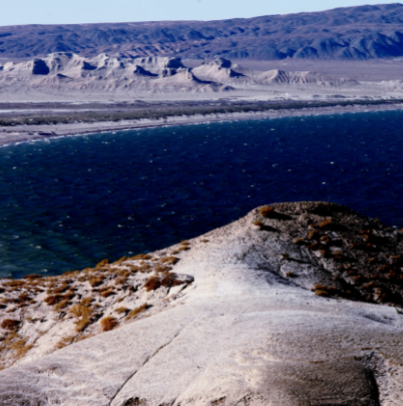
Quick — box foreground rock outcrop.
[1,202,403,405]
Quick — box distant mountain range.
[1,3,403,60]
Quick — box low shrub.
[160,257,180,265]
[70,304,92,319]
[54,300,70,311]
[161,273,186,288]
[49,283,70,294]
[259,206,292,220]
[22,274,42,280]
[10,337,33,360]
[44,295,64,306]
[80,296,94,307]
[115,307,130,315]
[131,254,152,261]
[144,276,161,291]
[96,259,109,268]
[3,280,25,289]
[127,303,151,319]
[1,319,20,331]
[89,275,106,288]
[99,287,116,298]
[114,256,128,264]
[253,221,278,232]
[101,316,119,332]
[55,336,75,350]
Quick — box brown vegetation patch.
[131,254,152,261]
[54,300,70,311]
[114,256,128,265]
[45,291,75,307]
[144,275,161,291]
[160,257,180,265]
[96,259,109,268]
[144,272,187,292]
[115,307,130,315]
[44,295,63,306]
[80,296,94,307]
[100,316,119,332]
[259,206,292,220]
[9,337,33,360]
[99,287,116,298]
[2,280,25,289]
[70,304,95,333]
[48,283,70,294]
[1,319,20,331]
[127,303,151,319]
[55,335,75,350]
[89,274,106,288]
[22,274,42,280]
[253,221,278,232]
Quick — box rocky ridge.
[0,202,403,404]
[0,4,403,60]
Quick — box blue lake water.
[1,110,403,278]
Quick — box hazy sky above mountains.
[1,0,400,26]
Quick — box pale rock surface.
[1,202,403,405]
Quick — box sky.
[0,0,400,26]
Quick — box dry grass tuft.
[3,280,25,290]
[160,257,180,265]
[131,254,152,261]
[115,307,130,315]
[70,304,94,333]
[62,270,79,276]
[10,337,33,360]
[313,284,340,297]
[100,316,119,332]
[144,272,186,292]
[48,283,70,295]
[253,221,278,232]
[99,287,116,298]
[144,275,161,291]
[54,300,71,311]
[80,296,94,307]
[259,206,292,220]
[259,206,274,217]
[45,291,75,307]
[96,259,109,268]
[89,274,106,288]
[22,274,42,280]
[70,304,92,319]
[75,318,91,333]
[127,303,151,319]
[114,270,130,286]
[55,335,75,350]
[114,256,128,264]
[1,319,20,331]
[75,334,94,342]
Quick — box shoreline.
[0,101,403,147]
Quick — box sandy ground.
[0,59,402,146]
[0,100,402,148]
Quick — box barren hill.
[0,54,361,100]
[1,4,403,60]
[1,202,403,405]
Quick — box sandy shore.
[0,101,402,147]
